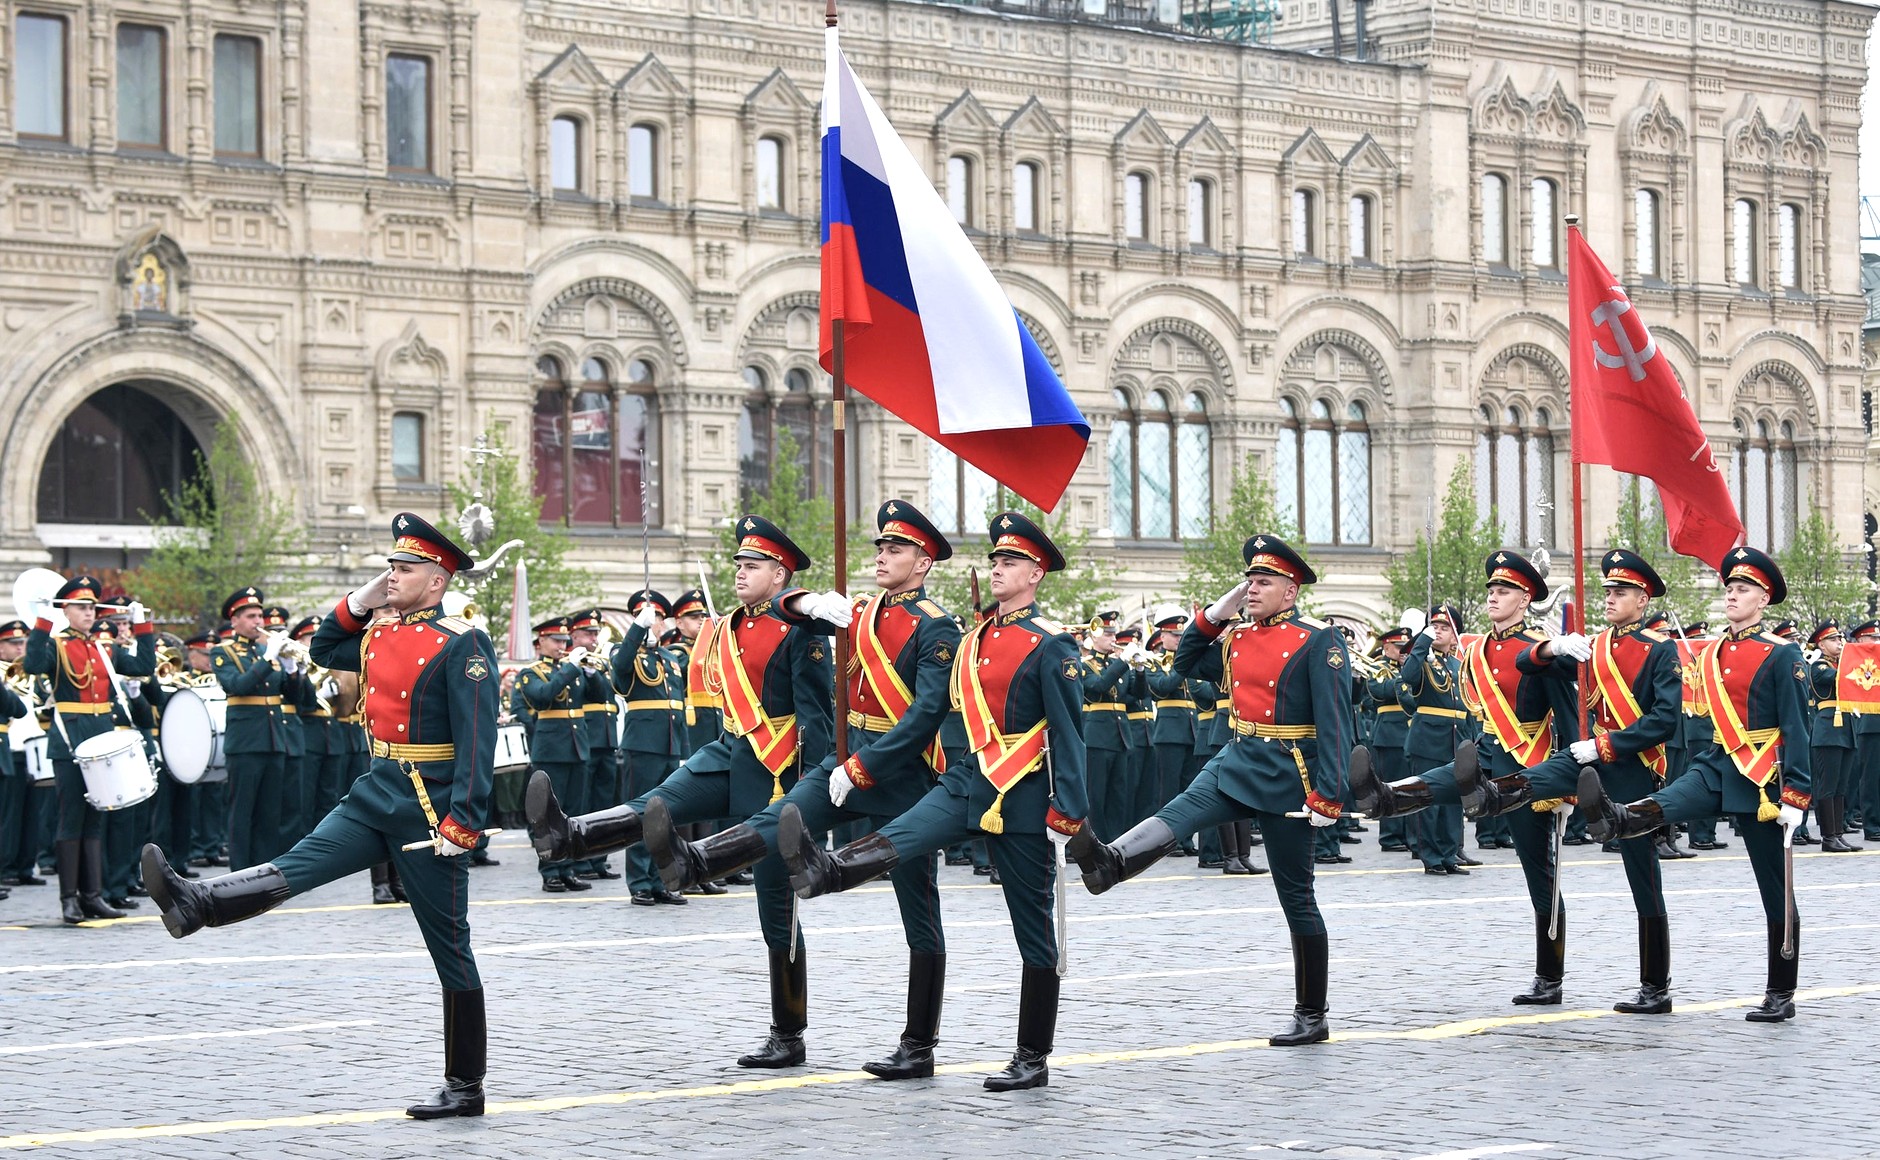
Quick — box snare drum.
[22,735,50,783]
[160,686,228,785]
[493,724,531,773]
[74,728,157,811]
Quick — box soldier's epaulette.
[1031,617,1065,635]
[1639,627,1668,642]
[434,616,471,635]
[1295,615,1329,630]
[917,599,944,618]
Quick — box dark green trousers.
[632,765,797,948]
[622,749,679,893]
[1156,763,1323,936]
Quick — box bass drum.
[160,686,229,784]
[74,728,157,811]
[9,710,50,780]
[493,724,531,773]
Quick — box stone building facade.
[0,0,1870,623]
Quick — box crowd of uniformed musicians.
[1,498,1860,1117]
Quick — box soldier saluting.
[1068,534,1352,1047]
[143,513,500,1119]
[780,510,1086,1092]
[647,500,962,1079]
[1580,546,1813,1023]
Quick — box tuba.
[12,567,69,634]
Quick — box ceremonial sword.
[404,827,504,853]
[1548,806,1568,941]
[1043,733,1068,978]
[1781,770,1797,959]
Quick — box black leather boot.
[142,844,291,938]
[1269,932,1331,1046]
[647,797,767,893]
[370,863,397,905]
[864,952,945,1080]
[408,987,486,1118]
[984,965,1057,1091]
[1745,921,1798,1023]
[78,839,124,919]
[780,804,899,898]
[525,769,641,863]
[1614,915,1672,1014]
[57,838,84,925]
[1459,750,1532,819]
[1578,767,1665,842]
[738,947,808,1067]
[1820,799,1858,853]
[1066,817,1177,895]
[1512,911,1565,1005]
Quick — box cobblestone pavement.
[3,830,1877,1158]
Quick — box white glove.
[279,655,301,675]
[28,598,51,624]
[1307,809,1339,828]
[1552,632,1592,662]
[1569,738,1599,765]
[128,601,147,625]
[1129,644,1155,667]
[564,646,589,668]
[1777,804,1806,838]
[121,680,144,700]
[347,570,393,618]
[320,677,340,700]
[263,634,286,662]
[634,605,659,629]
[828,766,856,807]
[434,832,473,857]
[1046,826,1072,848]
[801,591,853,628]
[1204,580,1250,624]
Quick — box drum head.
[8,712,45,750]
[74,729,142,760]
[160,689,216,784]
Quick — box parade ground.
[3,835,1876,1158]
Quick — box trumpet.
[4,657,34,696]
[266,631,311,666]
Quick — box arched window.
[756,135,785,211]
[928,444,999,534]
[1475,404,1556,545]
[1732,198,1758,285]
[1124,171,1150,241]
[1734,418,1798,549]
[1481,173,1509,265]
[1778,203,1802,289]
[1188,178,1212,248]
[1531,178,1558,269]
[1634,188,1660,279]
[738,367,772,503]
[1291,189,1317,257]
[1108,387,1209,541]
[550,115,582,192]
[738,365,826,502]
[1348,194,1374,262]
[947,155,974,227]
[533,354,659,527]
[1012,161,1039,233]
[1275,395,1369,546]
[36,382,209,526]
[628,123,658,200]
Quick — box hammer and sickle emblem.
[1590,286,1659,383]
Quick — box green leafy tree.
[128,422,310,631]
[1777,507,1869,637]
[445,424,594,651]
[1602,476,1710,629]
[1383,458,1503,630]
[1178,453,1305,609]
[923,488,1119,624]
[711,425,859,597]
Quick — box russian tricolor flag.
[819,29,1089,512]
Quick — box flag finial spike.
[1564,213,1581,228]
[826,0,838,27]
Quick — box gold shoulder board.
[435,617,470,634]
[1640,628,1667,642]
[917,599,944,617]
[1296,615,1328,630]
[1032,617,1065,635]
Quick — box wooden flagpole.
[1565,214,1589,734]
[827,0,851,765]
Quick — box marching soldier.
[1581,546,1812,1022]
[570,608,624,882]
[214,588,294,868]
[516,616,592,893]
[145,513,499,1115]
[780,510,1084,1091]
[527,514,835,1068]
[1805,622,1860,852]
[1355,552,1581,1001]
[612,592,688,905]
[1678,622,1731,851]
[0,621,33,897]
[1070,535,1353,1046]
[1389,607,1471,875]
[1493,550,1682,1013]
[1849,620,1880,843]
[24,576,157,924]
[1146,610,1200,826]
[286,615,328,850]
[1366,627,1413,852]
[667,589,720,757]
[262,606,310,852]
[1115,625,1155,828]
[180,632,228,870]
[1080,610,1140,841]
[650,501,962,1078]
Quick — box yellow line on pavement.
[3,982,1875,1150]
